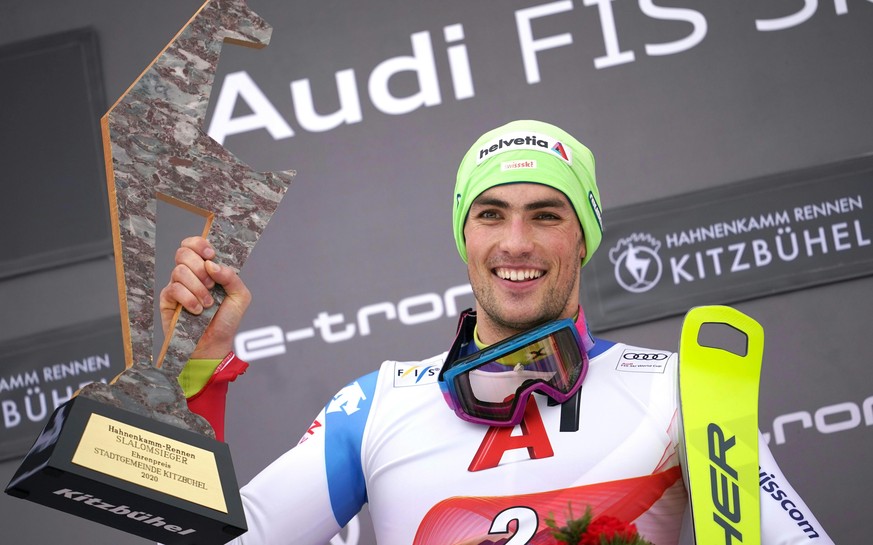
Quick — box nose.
[498,217,535,256]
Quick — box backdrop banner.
[0,317,125,461]
[582,156,873,331]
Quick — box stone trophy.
[4,1,294,543]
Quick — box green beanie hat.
[453,120,603,267]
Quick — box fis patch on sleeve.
[393,362,440,387]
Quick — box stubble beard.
[471,263,581,338]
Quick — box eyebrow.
[471,196,570,211]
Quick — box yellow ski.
[679,306,763,545]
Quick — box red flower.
[545,505,654,545]
[580,516,639,545]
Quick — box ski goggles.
[439,318,589,426]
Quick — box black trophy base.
[5,396,247,544]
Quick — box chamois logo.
[609,233,663,293]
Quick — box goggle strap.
[439,308,478,382]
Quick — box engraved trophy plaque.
[4,1,294,543]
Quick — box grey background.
[2,1,871,543]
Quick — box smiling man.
[161,120,833,545]
[463,183,585,342]
[454,121,599,345]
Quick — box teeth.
[496,268,542,281]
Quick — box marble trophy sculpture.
[5,1,294,543]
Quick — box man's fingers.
[206,261,239,292]
[180,236,215,260]
[175,245,216,290]
[205,261,251,310]
[171,260,213,304]
[160,281,205,316]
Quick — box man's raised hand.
[159,236,251,359]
